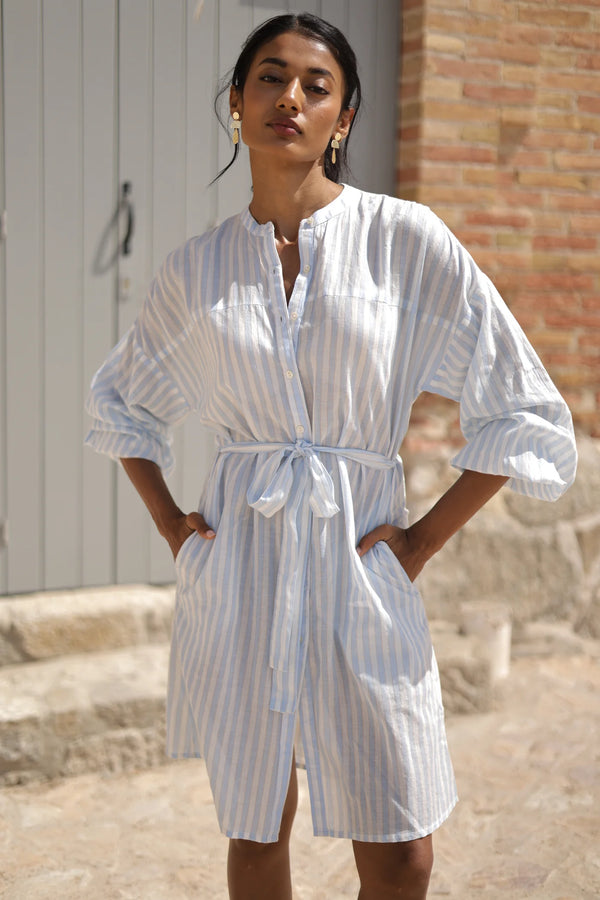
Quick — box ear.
[337,107,356,140]
[229,85,242,117]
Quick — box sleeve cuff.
[84,427,175,477]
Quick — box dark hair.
[212,13,361,183]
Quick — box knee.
[354,838,434,897]
[229,837,283,871]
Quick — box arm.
[357,469,508,581]
[120,457,215,560]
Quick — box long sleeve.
[417,211,577,501]
[85,247,196,476]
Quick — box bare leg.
[353,834,433,900]
[227,755,298,900]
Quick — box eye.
[259,74,281,83]
[308,85,329,95]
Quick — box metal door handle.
[121,182,134,256]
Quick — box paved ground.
[0,649,598,899]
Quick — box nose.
[277,77,302,112]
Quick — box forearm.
[408,469,509,563]
[120,457,183,538]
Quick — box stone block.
[0,644,169,785]
[431,622,495,714]
[419,509,585,626]
[0,585,175,665]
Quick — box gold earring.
[231,111,241,145]
[331,132,342,164]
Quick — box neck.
[248,156,342,242]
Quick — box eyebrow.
[257,56,336,80]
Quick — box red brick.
[428,57,501,81]
[582,296,600,310]
[555,152,600,172]
[519,171,587,191]
[423,100,499,122]
[508,150,552,168]
[472,249,530,270]
[524,274,595,291]
[532,236,597,252]
[556,31,600,51]
[421,145,496,163]
[578,95,600,115]
[420,162,461,183]
[463,83,536,104]
[464,209,531,228]
[453,229,494,247]
[498,189,545,208]
[517,8,591,29]
[580,334,600,348]
[469,40,540,65]
[548,194,600,212]
[398,167,420,185]
[523,132,591,152]
[545,312,600,329]
[399,125,420,143]
[417,184,497,205]
[577,53,600,71]
[542,71,600,93]
[570,215,600,234]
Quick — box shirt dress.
[85,185,577,843]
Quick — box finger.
[185,511,216,539]
[356,524,394,557]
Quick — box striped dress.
[85,185,577,843]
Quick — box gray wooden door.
[0,0,399,594]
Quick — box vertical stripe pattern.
[85,185,577,842]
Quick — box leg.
[352,834,434,900]
[227,755,298,900]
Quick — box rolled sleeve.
[85,247,195,476]
[421,231,577,501]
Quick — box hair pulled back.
[213,13,361,183]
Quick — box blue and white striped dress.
[86,185,577,843]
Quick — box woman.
[86,13,577,899]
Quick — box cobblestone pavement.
[0,651,598,899]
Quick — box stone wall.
[402,432,600,637]
[397,0,600,437]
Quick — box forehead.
[250,30,342,80]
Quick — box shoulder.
[348,186,456,248]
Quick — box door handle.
[121,181,134,256]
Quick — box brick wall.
[398,0,600,445]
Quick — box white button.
[290,311,298,320]
[306,217,314,226]
[303,264,311,274]
[286,370,294,379]
[295,425,305,436]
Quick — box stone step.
[0,585,175,666]
[0,643,170,786]
[0,618,501,786]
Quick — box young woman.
[86,13,577,899]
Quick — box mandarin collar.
[240,183,357,236]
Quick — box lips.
[269,117,301,136]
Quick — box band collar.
[240,183,356,236]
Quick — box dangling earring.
[331,132,342,164]
[231,111,241,145]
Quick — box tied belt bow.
[218,439,399,714]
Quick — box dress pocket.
[362,539,416,594]
[174,530,217,595]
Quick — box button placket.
[264,230,311,441]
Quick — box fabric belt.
[217,438,399,715]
